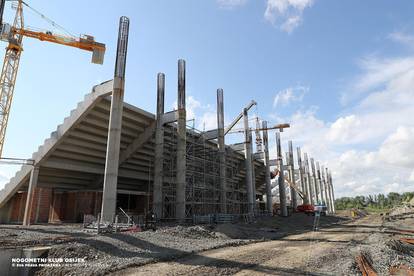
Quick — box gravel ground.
[0,214,346,276]
[310,206,414,275]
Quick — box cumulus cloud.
[217,0,247,9]
[268,34,414,197]
[173,96,218,131]
[264,0,314,32]
[273,85,308,107]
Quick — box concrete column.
[304,153,313,205]
[217,88,227,213]
[250,131,256,213]
[296,147,306,204]
[276,132,287,217]
[288,141,297,210]
[322,166,329,209]
[243,108,254,214]
[329,171,336,213]
[101,17,130,223]
[262,121,273,214]
[310,158,319,205]
[325,168,332,213]
[316,162,324,205]
[153,73,165,219]
[23,166,39,226]
[176,59,187,221]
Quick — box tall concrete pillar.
[323,168,332,213]
[288,141,297,210]
[243,108,254,214]
[276,132,288,217]
[262,121,273,214]
[316,162,324,205]
[23,166,39,226]
[321,166,329,209]
[250,131,257,212]
[153,73,165,219]
[296,147,306,204]
[304,153,313,205]
[310,158,319,205]
[176,59,187,221]
[329,171,336,213]
[217,88,227,213]
[325,168,332,213]
[101,16,130,223]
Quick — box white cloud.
[267,35,414,197]
[217,0,247,9]
[388,31,414,49]
[378,126,414,168]
[264,0,314,33]
[273,85,308,107]
[172,96,218,131]
[342,56,414,105]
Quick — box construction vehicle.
[270,168,329,215]
[0,0,105,157]
[271,168,308,203]
[297,204,327,216]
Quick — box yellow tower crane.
[0,0,105,157]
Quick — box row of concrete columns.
[20,15,334,224]
[275,138,336,214]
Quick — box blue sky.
[1,0,414,198]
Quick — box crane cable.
[20,0,76,38]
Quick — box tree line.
[335,192,414,210]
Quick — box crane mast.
[0,0,23,157]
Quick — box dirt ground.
[1,208,413,276]
[114,211,414,276]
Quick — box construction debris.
[355,252,377,276]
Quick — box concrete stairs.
[0,80,114,208]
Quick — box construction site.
[0,1,413,276]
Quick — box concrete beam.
[23,167,39,226]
